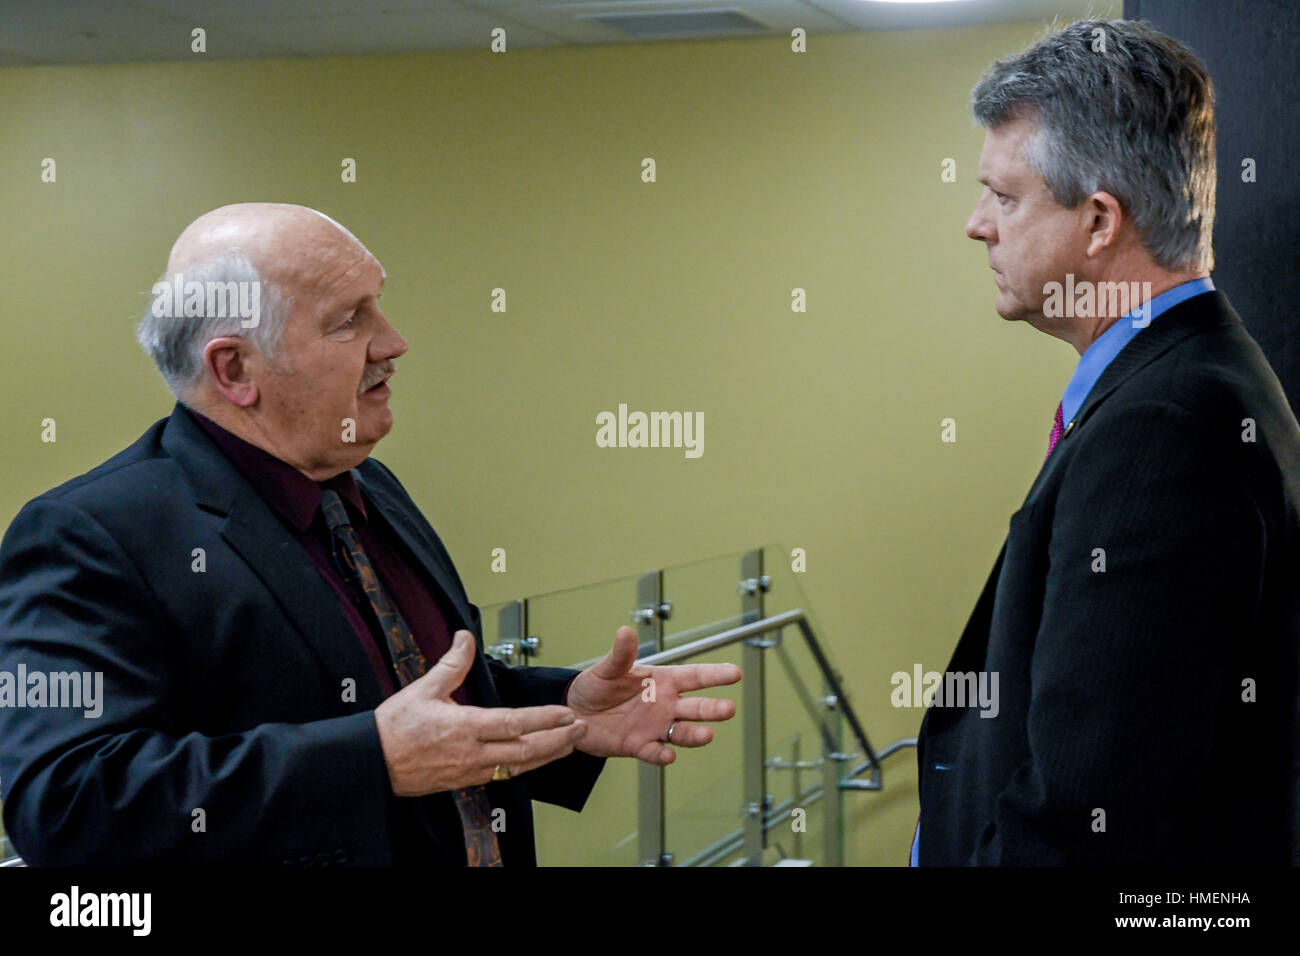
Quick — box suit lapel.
[1022,290,1235,503]
[1058,292,1231,448]
[353,473,476,631]
[162,405,387,711]
[353,465,500,706]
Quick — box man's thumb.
[424,630,477,697]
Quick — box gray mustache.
[359,361,395,393]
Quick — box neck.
[1044,267,1208,356]
[186,399,359,481]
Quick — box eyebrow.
[978,176,1016,195]
[323,291,377,326]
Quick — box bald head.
[167,202,384,295]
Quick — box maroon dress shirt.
[184,406,469,703]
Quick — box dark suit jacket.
[0,403,604,865]
[917,290,1300,865]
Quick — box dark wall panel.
[1127,0,1300,410]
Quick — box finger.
[673,696,737,722]
[471,704,576,742]
[478,720,589,775]
[666,662,742,693]
[423,630,478,699]
[664,723,715,748]
[589,625,639,681]
[635,740,677,767]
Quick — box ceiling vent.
[584,9,770,38]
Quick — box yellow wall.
[0,7,1114,865]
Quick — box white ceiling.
[0,0,1106,66]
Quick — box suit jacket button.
[335,848,349,864]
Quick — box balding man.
[0,203,740,866]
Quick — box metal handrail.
[635,609,804,665]
[842,736,917,789]
[565,612,747,671]
[618,607,907,793]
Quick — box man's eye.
[341,314,357,329]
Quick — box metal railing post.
[635,569,669,866]
[740,549,767,866]
[822,680,845,866]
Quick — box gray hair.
[136,253,292,401]
[971,18,1215,273]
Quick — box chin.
[363,410,394,444]
[993,298,1020,321]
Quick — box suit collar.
[182,405,368,532]
[160,403,493,708]
[1054,290,1236,452]
[1020,292,1236,507]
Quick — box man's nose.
[371,311,408,360]
[966,196,994,243]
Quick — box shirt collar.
[1060,277,1215,427]
[183,406,368,532]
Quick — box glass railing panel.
[475,546,863,866]
[479,572,637,671]
[660,550,747,647]
[763,646,841,865]
[483,574,642,865]
[661,642,746,866]
[656,551,748,865]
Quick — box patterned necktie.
[1044,401,1065,461]
[319,488,503,867]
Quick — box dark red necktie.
[320,488,503,866]
[1044,402,1065,461]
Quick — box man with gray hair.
[0,202,742,865]
[914,19,1300,865]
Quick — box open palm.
[566,626,742,765]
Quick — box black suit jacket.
[0,403,604,865]
[917,290,1300,865]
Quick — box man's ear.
[1083,190,1124,259]
[203,336,259,408]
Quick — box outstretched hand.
[565,626,742,766]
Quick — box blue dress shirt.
[1058,277,1215,429]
